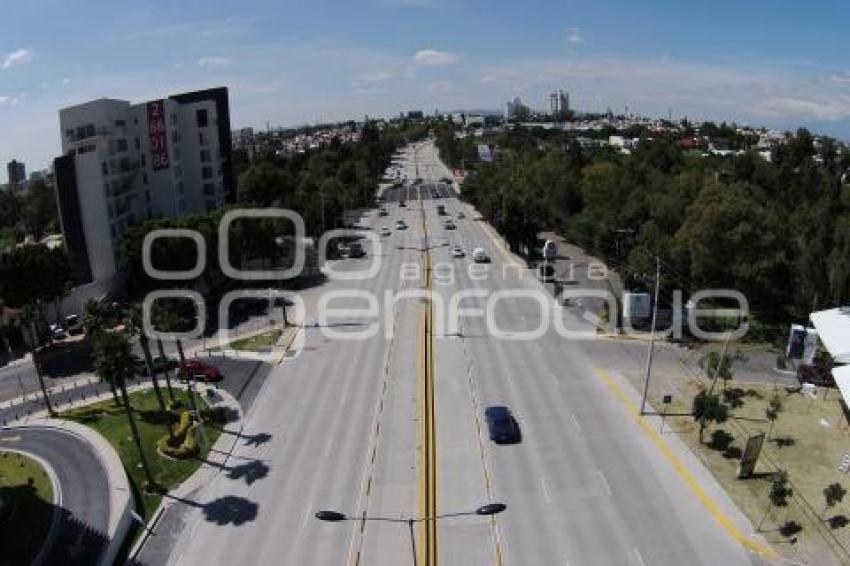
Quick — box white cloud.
[412,48,459,66]
[198,56,232,67]
[830,73,850,84]
[758,96,850,121]
[1,49,32,69]
[566,28,584,45]
[0,96,20,106]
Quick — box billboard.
[147,100,170,171]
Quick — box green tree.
[759,470,793,531]
[692,389,728,444]
[765,392,783,440]
[93,331,156,489]
[822,482,846,519]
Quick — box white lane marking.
[597,468,613,496]
[631,548,646,566]
[548,371,559,388]
[540,477,552,502]
[324,437,333,459]
[570,412,582,435]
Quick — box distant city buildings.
[53,87,233,286]
[548,89,570,117]
[504,97,528,120]
[6,160,26,193]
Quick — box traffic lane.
[170,217,412,566]
[441,201,755,565]
[3,427,111,566]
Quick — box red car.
[178,360,222,382]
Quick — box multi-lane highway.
[157,141,770,565]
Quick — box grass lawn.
[0,451,54,566]
[659,380,850,564]
[210,329,282,352]
[61,388,222,522]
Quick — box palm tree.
[83,299,121,407]
[124,306,178,444]
[93,330,156,489]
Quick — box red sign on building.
[147,100,170,171]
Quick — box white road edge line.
[631,547,646,566]
[570,412,582,435]
[597,468,613,497]
[540,477,552,502]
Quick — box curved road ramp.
[0,422,134,565]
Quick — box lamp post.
[315,502,506,566]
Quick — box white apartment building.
[54,87,233,286]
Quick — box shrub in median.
[156,410,200,459]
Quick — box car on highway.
[378,206,388,216]
[437,204,446,215]
[484,406,521,444]
[398,200,407,207]
[472,247,490,263]
[456,211,465,219]
[178,359,223,382]
[444,219,456,230]
[451,246,465,258]
[379,226,391,237]
[347,241,365,258]
[396,219,407,230]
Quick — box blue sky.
[2,0,850,181]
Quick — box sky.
[2,0,850,182]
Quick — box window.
[143,172,148,185]
[171,113,178,126]
[107,203,114,218]
[172,131,181,144]
[145,191,151,202]
[141,154,146,167]
[101,162,108,176]
[117,139,128,153]
[176,181,184,196]
[174,147,181,160]
[115,120,126,128]
[203,183,215,195]
[200,149,211,163]
[199,131,208,146]
[104,183,110,197]
[133,118,138,125]
[134,137,140,150]
[196,108,209,128]
[202,166,213,180]
[65,128,74,141]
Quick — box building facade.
[53,87,233,286]
[549,89,569,117]
[6,160,26,192]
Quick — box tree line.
[436,122,850,330]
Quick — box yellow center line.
[593,367,778,560]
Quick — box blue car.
[484,406,521,444]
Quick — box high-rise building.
[549,89,570,117]
[53,87,233,286]
[7,160,26,192]
[505,97,523,119]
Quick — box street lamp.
[315,502,506,566]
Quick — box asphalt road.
[0,427,111,566]
[152,141,765,566]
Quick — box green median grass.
[209,329,283,352]
[61,389,222,522]
[0,450,54,566]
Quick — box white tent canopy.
[833,365,850,405]
[810,308,850,364]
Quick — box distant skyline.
[2,0,850,182]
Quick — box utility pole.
[639,256,661,415]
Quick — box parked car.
[396,219,408,230]
[484,406,521,444]
[347,241,365,258]
[472,247,490,263]
[134,355,179,377]
[451,246,465,258]
[65,314,84,335]
[49,323,66,341]
[378,206,389,216]
[380,226,391,237]
[398,200,407,208]
[178,360,222,382]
